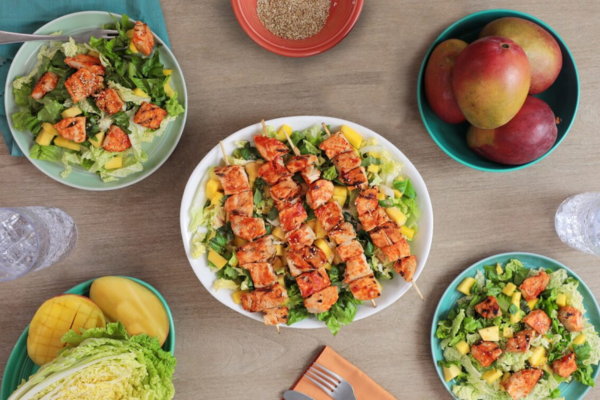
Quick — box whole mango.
[467,96,557,165]
[453,36,530,129]
[424,39,468,124]
[480,17,562,94]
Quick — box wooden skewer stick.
[219,141,229,165]
[282,130,301,157]
[321,122,331,137]
[371,299,377,307]
[261,119,269,136]
[412,280,425,301]
[276,325,280,333]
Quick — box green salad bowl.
[430,252,600,399]
[0,276,175,400]
[417,9,579,172]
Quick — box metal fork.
[0,29,119,45]
[304,362,357,400]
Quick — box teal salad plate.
[431,253,600,399]
[4,11,187,190]
[0,276,175,400]
[417,9,579,172]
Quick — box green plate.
[4,11,187,190]
[417,9,579,172]
[431,252,600,399]
[0,276,175,400]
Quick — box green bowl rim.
[417,9,580,173]
[429,252,600,399]
[0,276,175,400]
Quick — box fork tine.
[309,365,339,386]
[313,362,344,381]
[306,370,335,391]
[305,373,334,395]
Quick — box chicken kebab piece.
[255,123,339,314]
[215,143,288,328]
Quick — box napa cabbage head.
[9,322,175,400]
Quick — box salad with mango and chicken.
[437,259,600,400]
[11,14,185,182]
[188,123,421,335]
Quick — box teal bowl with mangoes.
[417,9,579,172]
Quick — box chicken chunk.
[304,286,339,314]
[314,201,344,232]
[369,226,393,248]
[133,21,155,56]
[523,309,551,335]
[278,201,308,232]
[327,222,356,245]
[242,262,277,288]
[64,68,103,103]
[358,206,390,232]
[285,224,316,250]
[344,254,372,283]
[355,188,379,216]
[94,88,124,115]
[341,167,369,190]
[474,296,503,319]
[378,237,410,264]
[506,329,535,353]
[394,255,417,282]
[336,240,364,262]
[214,165,251,195]
[519,271,550,301]
[286,154,320,184]
[552,353,578,378]
[348,274,381,300]
[558,306,584,332]
[302,245,329,269]
[224,190,253,217]
[319,133,353,159]
[236,235,276,265]
[287,250,315,277]
[53,117,86,143]
[501,369,543,400]
[333,151,362,175]
[269,177,301,203]
[296,268,331,298]
[306,179,334,209]
[254,135,289,161]
[102,125,131,152]
[471,341,503,367]
[258,158,291,185]
[31,72,59,100]
[263,307,288,326]
[230,215,266,242]
[65,54,105,75]
[241,283,287,312]
[377,222,404,244]
[133,102,167,130]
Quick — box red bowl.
[231,0,364,58]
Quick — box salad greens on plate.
[187,123,421,335]
[11,14,185,182]
[436,259,600,400]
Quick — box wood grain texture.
[1,1,600,399]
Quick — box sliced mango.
[244,162,260,187]
[129,41,139,54]
[503,327,514,338]
[456,340,470,355]
[457,277,476,296]
[527,298,539,310]
[443,364,462,382]
[208,249,228,269]
[54,136,80,151]
[105,156,122,170]
[315,239,334,262]
[35,130,56,146]
[61,106,82,119]
[211,191,224,206]
[314,220,327,239]
[340,124,364,149]
[482,369,503,384]
[163,69,173,76]
[496,263,503,275]
[401,226,415,240]
[479,326,499,341]
[503,282,517,296]
[332,186,347,208]
[232,290,247,304]
[133,87,149,98]
[164,79,175,98]
[89,132,105,149]
[276,244,284,256]
[386,207,407,226]
[277,124,293,141]
[272,226,285,241]
[367,164,379,173]
[529,346,546,367]
[206,178,222,200]
[556,293,567,307]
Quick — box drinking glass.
[555,193,600,256]
[0,207,77,281]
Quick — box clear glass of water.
[555,193,600,256]
[0,207,77,281]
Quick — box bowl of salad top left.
[5,11,187,190]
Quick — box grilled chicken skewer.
[257,121,339,314]
[216,141,288,332]
[320,123,424,301]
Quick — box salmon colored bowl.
[231,0,364,57]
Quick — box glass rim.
[0,207,41,281]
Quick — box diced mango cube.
[163,69,173,76]
[315,239,333,262]
[367,164,379,173]
[306,219,317,231]
[272,226,285,240]
[377,190,386,200]
[35,130,56,146]
[277,124,293,142]
[443,364,462,382]
[340,124,364,149]
[556,293,567,307]
[457,277,476,296]
[276,245,283,256]
[104,156,123,170]
[528,346,546,367]
[496,263,503,275]
[133,87,149,98]
[479,326,499,341]
[54,136,80,151]
[401,226,415,240]
[232,290,246,304]
[511,292,522,306]
[208,249,228,269]
[314,220,327,239]
[61,106,82,119]
[211,191,224,206]
[332,186,347,208]
[206,178,222,200]
[503,283,517,296]
[164,80,175,98]
[527,298,539,310]
[89,132,105,149]
[456,340,470,355]
[386,207,407,226]
[503,327,514,338]
[244,162,260,187]
[482,369,503,384]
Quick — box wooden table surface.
[2,1,600,399]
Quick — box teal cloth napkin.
[0,0,170,156]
